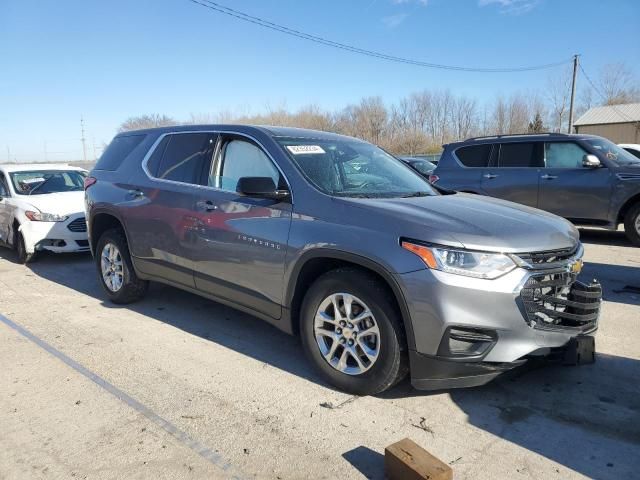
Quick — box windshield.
[584,138,640,166]
[10,170,86,195]
[276,137,437,198]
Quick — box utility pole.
[568,54,579,134]
[44,140,48,162]
[6,146,10,163]
[80,116,88,162]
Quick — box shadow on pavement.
[15,250,640,480]
[579,228,633,247]
[342,446,385,480]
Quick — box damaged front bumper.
[19,214,89,254]
[398,245,603,390]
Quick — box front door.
[537,141,612,223]
[480,142,543,208]
[189,135,292,319]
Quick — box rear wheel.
[96,228,148,303]
[624,203,640,246]
[14,229,35,264]
[300,268,408,395]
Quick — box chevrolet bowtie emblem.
[570,259,583,274]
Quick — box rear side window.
[146,136,171,177]
[455,145,492,167]
[498,142,543,168]
[155,133,213,184]
[96,134,145,171]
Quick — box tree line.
[119,62,640,155]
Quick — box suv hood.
[20,191,85,216]
[340,193,579,253]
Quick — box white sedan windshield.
[10,170,86,195]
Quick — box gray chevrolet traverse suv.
[432,133,640,246]
[85,126,601,395]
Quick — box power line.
[579,63,637,123]
[187,0,572,73]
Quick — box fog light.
[437,327,497,358]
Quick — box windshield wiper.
[400,191,431,198]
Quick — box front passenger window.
[545,142,589,169]
[214,140,280,192]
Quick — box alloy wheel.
[101,243,124,292]
[313,293,381,375]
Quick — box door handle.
[541,174,558,180]
[127,189,145,199]
[196,200,217,212]
[483,173,498,179]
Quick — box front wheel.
[14,229,35,264]
[624,203,640,246]
[96,228,148,304]
[300,268,408,395]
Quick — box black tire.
[14,229,36,264]
[95,228,148,304]
[624,203,640,247]
[300,268,408,395]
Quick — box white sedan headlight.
[25,211,68,222]
[402,241,517,279]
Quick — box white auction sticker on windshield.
[286,145,326,155]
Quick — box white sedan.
[0,164,89,263]
[619,144,640,159]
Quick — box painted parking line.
[0,313,245,480]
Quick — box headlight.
[25,211,68,222]
[401,241,517,279]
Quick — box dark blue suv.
[432,133,640,245]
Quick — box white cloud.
[382,13,409,27]
[479,0,540,15]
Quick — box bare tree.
[546,68,572,132]
[598,63,640,105]
[450,96,478,141]
[118,114,177,132]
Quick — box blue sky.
[1,0,638,162]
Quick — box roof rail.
[464,132,569,142]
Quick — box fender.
[285,247,417,350]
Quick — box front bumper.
[397,252,602,390]
[19,214,89,254]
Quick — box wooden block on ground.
[385,438,453,480]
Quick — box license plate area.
[563,335,595,365]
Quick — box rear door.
[481,141,542,208]
[123,132,216,288]
[439,144,492,192]
[188,134,292,319]
[537,141,612,222]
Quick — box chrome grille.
[520,272,601,331]
[516,246,577,266]
[67,217,87,233]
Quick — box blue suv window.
[545,142,588,168]
[455,145,492,167]
[498,142,543,168]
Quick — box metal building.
[574,103,640,143]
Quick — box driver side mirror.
[236,177,291,202]
[583,154,601,168]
